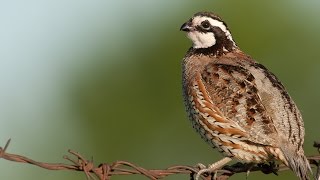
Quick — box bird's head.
[180,12,237,52]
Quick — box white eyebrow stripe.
[193,16,234,43]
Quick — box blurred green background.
[0,0,319,179]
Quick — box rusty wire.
[0,139,319,180]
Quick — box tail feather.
[280,145,312,180]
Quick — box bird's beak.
[180,22,192,32]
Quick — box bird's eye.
[201,21,211,29]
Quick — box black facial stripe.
[195,25,212,33]
[212,26,227,39]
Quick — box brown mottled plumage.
[180,12,311,179]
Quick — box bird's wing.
[189,62,278,146]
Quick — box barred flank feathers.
[280,145,312,180]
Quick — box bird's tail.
[280,145,312,180]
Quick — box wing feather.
[196,63,278,146]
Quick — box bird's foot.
[195,157,232,180]
[195,164,218,180]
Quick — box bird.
[180,12,312,180]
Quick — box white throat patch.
[187,31,216,49]
[187,16,235,49]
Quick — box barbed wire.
[1,139,320,180]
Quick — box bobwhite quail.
[180,12,312,180]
